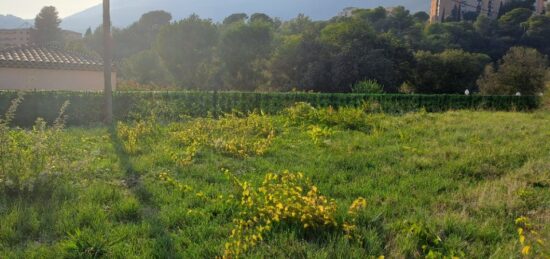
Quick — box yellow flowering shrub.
[284,102,371,132]
[170,113,275,165]
[307,125,334,145]
[158,171,193,193]
[116,118,158,155]
[223,170,368,258]
[515,216,549,257]
[0,96,72,195]
[343,197,367,242]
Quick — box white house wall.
[0,67,116,91]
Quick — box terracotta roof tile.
[0,46,106,71]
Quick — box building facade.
[0,29,83,49]
[0,29,32,49]
[0,46,116,91]
[62,30,83,42]
[431,0,547,22]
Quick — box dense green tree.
[85,27,93,38]
[279,14,319,36]
[120,50,173,85]
[156,15,218,89]
[385,6,415,36]
[498,8,532,39]
[219,20,273,90]
[270,34,332,91]
[498,0,536,17]
[114,11,172,59]
[250,13,274,24]
[33,6,63,45]
[522,15,550,55]
[423,22,485,53]
[463,11,480,21]
[320,19,414,92]
[478,47,548,95]
[413,49,491,93]
[83,11,171,60]
[73,4,550,93]
[223,13,248,25]
[413,11,430,23]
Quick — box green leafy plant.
[62,229,126,259]
[352,80,384,94]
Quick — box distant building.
[0,29,83,49]
[430,0,547,23]
[62,30,83,42]
[535,0,547,14]
[0,29,32,49]
[0,46,116,91]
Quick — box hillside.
[61,0,429,32]
[0,14,32,29]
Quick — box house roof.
[0,46,105,71]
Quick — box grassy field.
[0,103,549,258]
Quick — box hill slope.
[61,0,429,32]
[0,15,32,29]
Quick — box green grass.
[1,109,549,258]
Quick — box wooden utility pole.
[103,0,113,124]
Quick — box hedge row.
[0,91,541,127]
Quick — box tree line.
[38,2,550,94]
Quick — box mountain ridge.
[0,14,33,29]
[61,0,429,32]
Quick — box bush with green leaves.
[478,47,549,95]
[352,80,384,94]
[0,93,71,196]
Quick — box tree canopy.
[77,5,550,94]
[33,6,62,45]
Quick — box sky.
[0,0,102,18]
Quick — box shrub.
[352,80,384,94]
[284,103,371,132]
[478,47,549,95]
[223,170,367,258]
[413,49,491,94]
[0,91,541,128]
[0,94,70,196]
[169,112,276,165]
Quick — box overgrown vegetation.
[0,91,541,127]
[70,4,550,94]
[1,100,549,258]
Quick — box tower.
[535,0,547,14]
[429,0,509,23]
[430,0,441,22]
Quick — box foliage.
[0,94,70,196]
[515,216,549,257]
[116,118,159,155]
[84,11,172,60]
[62,229,126,259]
[352,80,384,94]
[413,49,491,94]
[219,19,274,91]
[33,6,63,45]
[156,15,218,89]
[478,47,549,95]
[498,8,533,39]
[0,91,542,127]
[120,50,173,85]
[283,102,371,131]
[1,108,550,257]
[75,5,550,93]
[223,170,366,258]
[168,113,276,165]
